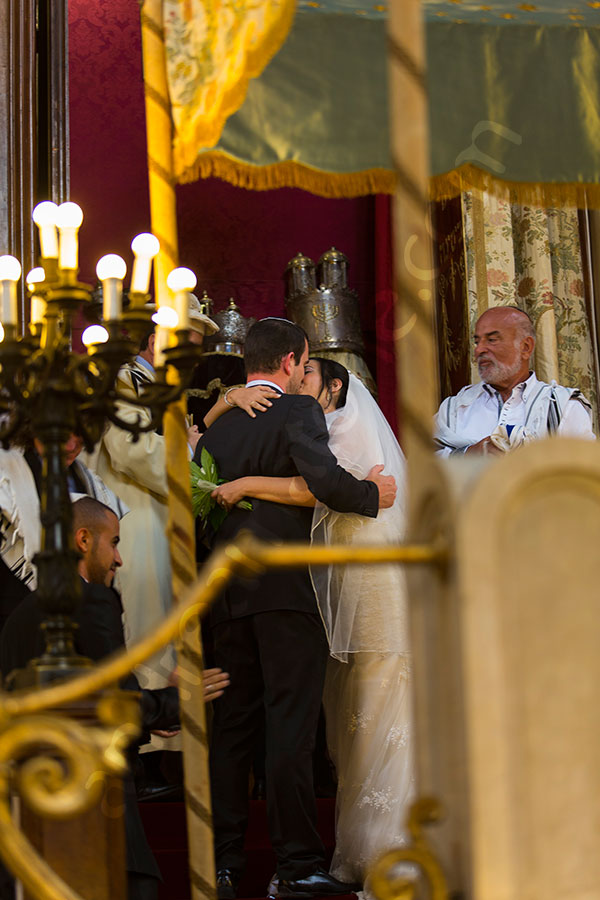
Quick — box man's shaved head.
[502,306,535,340]
[477,306,535,339]
[72,496,114,532]
[72,497,122,586]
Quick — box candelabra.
[0,202,202,686]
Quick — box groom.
[195,318,396,899]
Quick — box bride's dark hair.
[312,357,349,409]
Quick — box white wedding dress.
[311,374,414,888]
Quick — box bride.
[213,358,414,889]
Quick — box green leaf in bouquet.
[190,460,218,520]
[209,504,228,531]
[200,447,219,483]
[190,453,253,529]
[190,459,203,480]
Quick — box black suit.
[195,391,378,880]
[0,580,179,900]
[0,555,31,636]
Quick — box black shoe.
[217,868,239,900]
[252,775,267,801]
[137,782,184,802]
[277,868,362,898]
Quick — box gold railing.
[0,533,450,900]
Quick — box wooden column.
[387,5,469,895]
[387,0,439,461]
[0,0,68,332]
[139,6,216,900]
[36,0,69,205]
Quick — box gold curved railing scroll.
[0,533,448,900]
[370,797,449,900]
[0,534,446,721]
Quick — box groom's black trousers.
[210,609,329,880]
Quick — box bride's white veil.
[310,372,410,661]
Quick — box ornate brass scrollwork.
[0,692,140,900]
[0,534,447,900]
[369,797,449,900]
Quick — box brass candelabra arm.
[0,212,206,696]
[114,378,183,414]
[102,405,165,441]
[162,337,204,379]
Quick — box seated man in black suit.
[195,318,396,900]
[0,497,183,900]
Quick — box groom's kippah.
[245,317,308,373]
[259,317,307,338]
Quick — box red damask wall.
[68,0,397,428]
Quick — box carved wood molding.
[0,0,68,333]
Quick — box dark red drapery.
[68,0,397,429]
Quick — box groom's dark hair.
[244,318,308,375]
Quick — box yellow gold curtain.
[164,0,296,181]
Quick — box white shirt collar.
[246,379,284,393]
[481,371,538,402]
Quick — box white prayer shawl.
[0,448,40,587]
[0,447,128,590]
[70,458,129,518]
[435,374,593,456]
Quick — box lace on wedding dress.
[309,375,415,890]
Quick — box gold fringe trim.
[178,155,600,206]
[173,0,297,176]
[177,151,397,198]
[430,164,600,209]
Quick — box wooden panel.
[21,774,127,900]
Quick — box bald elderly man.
[435,306,595,456]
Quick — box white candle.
[30,295,46,325]
[151,306,179,367]
[174,291,190,330]
[131,233,160,294]
[57,202,83,270]
[131,257,151,294]
[103,278,122,321]
[0,282,17,326]
[0,255,21,326]
[96,254,126,321]
[154,325,170,368]
[26,267,46,325]
[32,202,59,259]
[59,227,77,269]
[166,267,197,330]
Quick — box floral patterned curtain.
[462,190,599,427]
